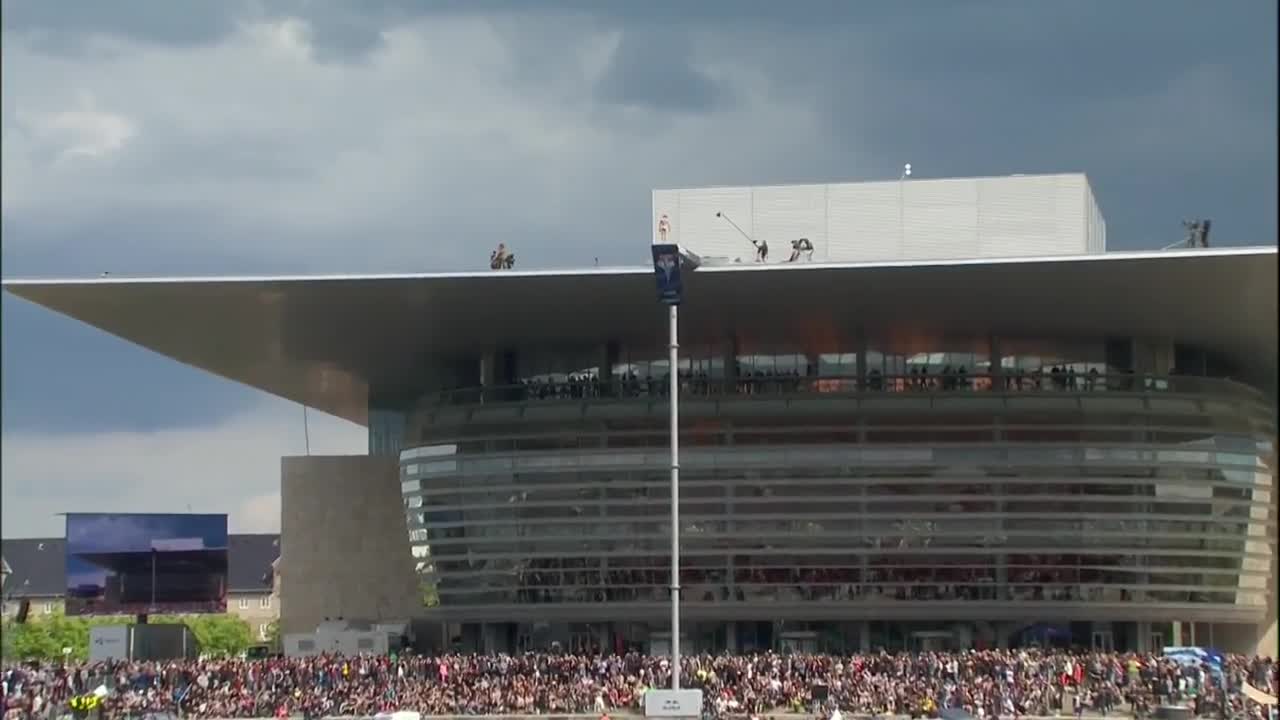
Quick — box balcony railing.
[420,372,1268,409]
[434,581,1257,606]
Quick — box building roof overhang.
[5,247,1276,426]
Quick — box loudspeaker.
[15,599,30,624]
[812,684,829,701]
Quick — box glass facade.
[397,341,1274,638]
[369,410,407,458]
[389,335,1273,652]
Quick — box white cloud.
[6,94,135,160]
[0,14,836,270]
[0,397,366,538]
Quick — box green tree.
[185,614,252,657]
[3,613,253,660]
[45,614,92,661]
[421,581,439,608]
[3,618,60,660]
[3,613,136,662]
[264,619,281,652]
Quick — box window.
[259,595,272,610]
[41,602,53,615]
[238,597,250,610]
[259,624,271,641]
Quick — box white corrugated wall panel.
[902,178,979,261]
[1096,197,1107,251]
[674,188,755,261]
[1098,186,1107,251]
[976,175,1065,257]
[656,173,1101,262]
[1082,178,1106,252]
[1053,174,1087,254]
[750,184,828,260]
[826,181,902,262]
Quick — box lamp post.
[899,163,911,248]
[651,244,685,690]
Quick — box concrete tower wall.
[279,455,421,635]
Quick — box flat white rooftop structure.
[4,247,1275,424]
[653,173,1105,264]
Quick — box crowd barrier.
[44,710,1265,720]
[181,714,1158,720]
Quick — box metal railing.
[436,580,1258,606]
[419,372,1268,409]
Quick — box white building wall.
[653,173,1105,264]
[904,177,979,260]
[827,181,902,262]
[1085,180,1108,253]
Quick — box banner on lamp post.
[651,244,684,306]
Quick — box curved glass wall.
[400,373,1274,620]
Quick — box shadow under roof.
[5,247,1276,425]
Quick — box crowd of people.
[3,650,1275,719]
[460,364,1200,406]
[499,560,1228,607]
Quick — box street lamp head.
[678,246,703,272]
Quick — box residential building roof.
[0,534,280,599]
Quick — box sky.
[2,0,1276,538]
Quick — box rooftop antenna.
[898,163,912,246]
[301,404,311,456]
[715,211,767,261]
[715,211,756,248]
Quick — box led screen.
[65,513,228,616]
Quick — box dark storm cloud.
[674,1,1277,248]
[121,129,320,184]
[2,0,389,60]
[0,0,1016,62]
[2,0,1275,437]
[1,0,246,51]
[0,211,308,279]
[593,29,732,113]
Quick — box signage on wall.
[89,625,129,663]
[644,689,703,718]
